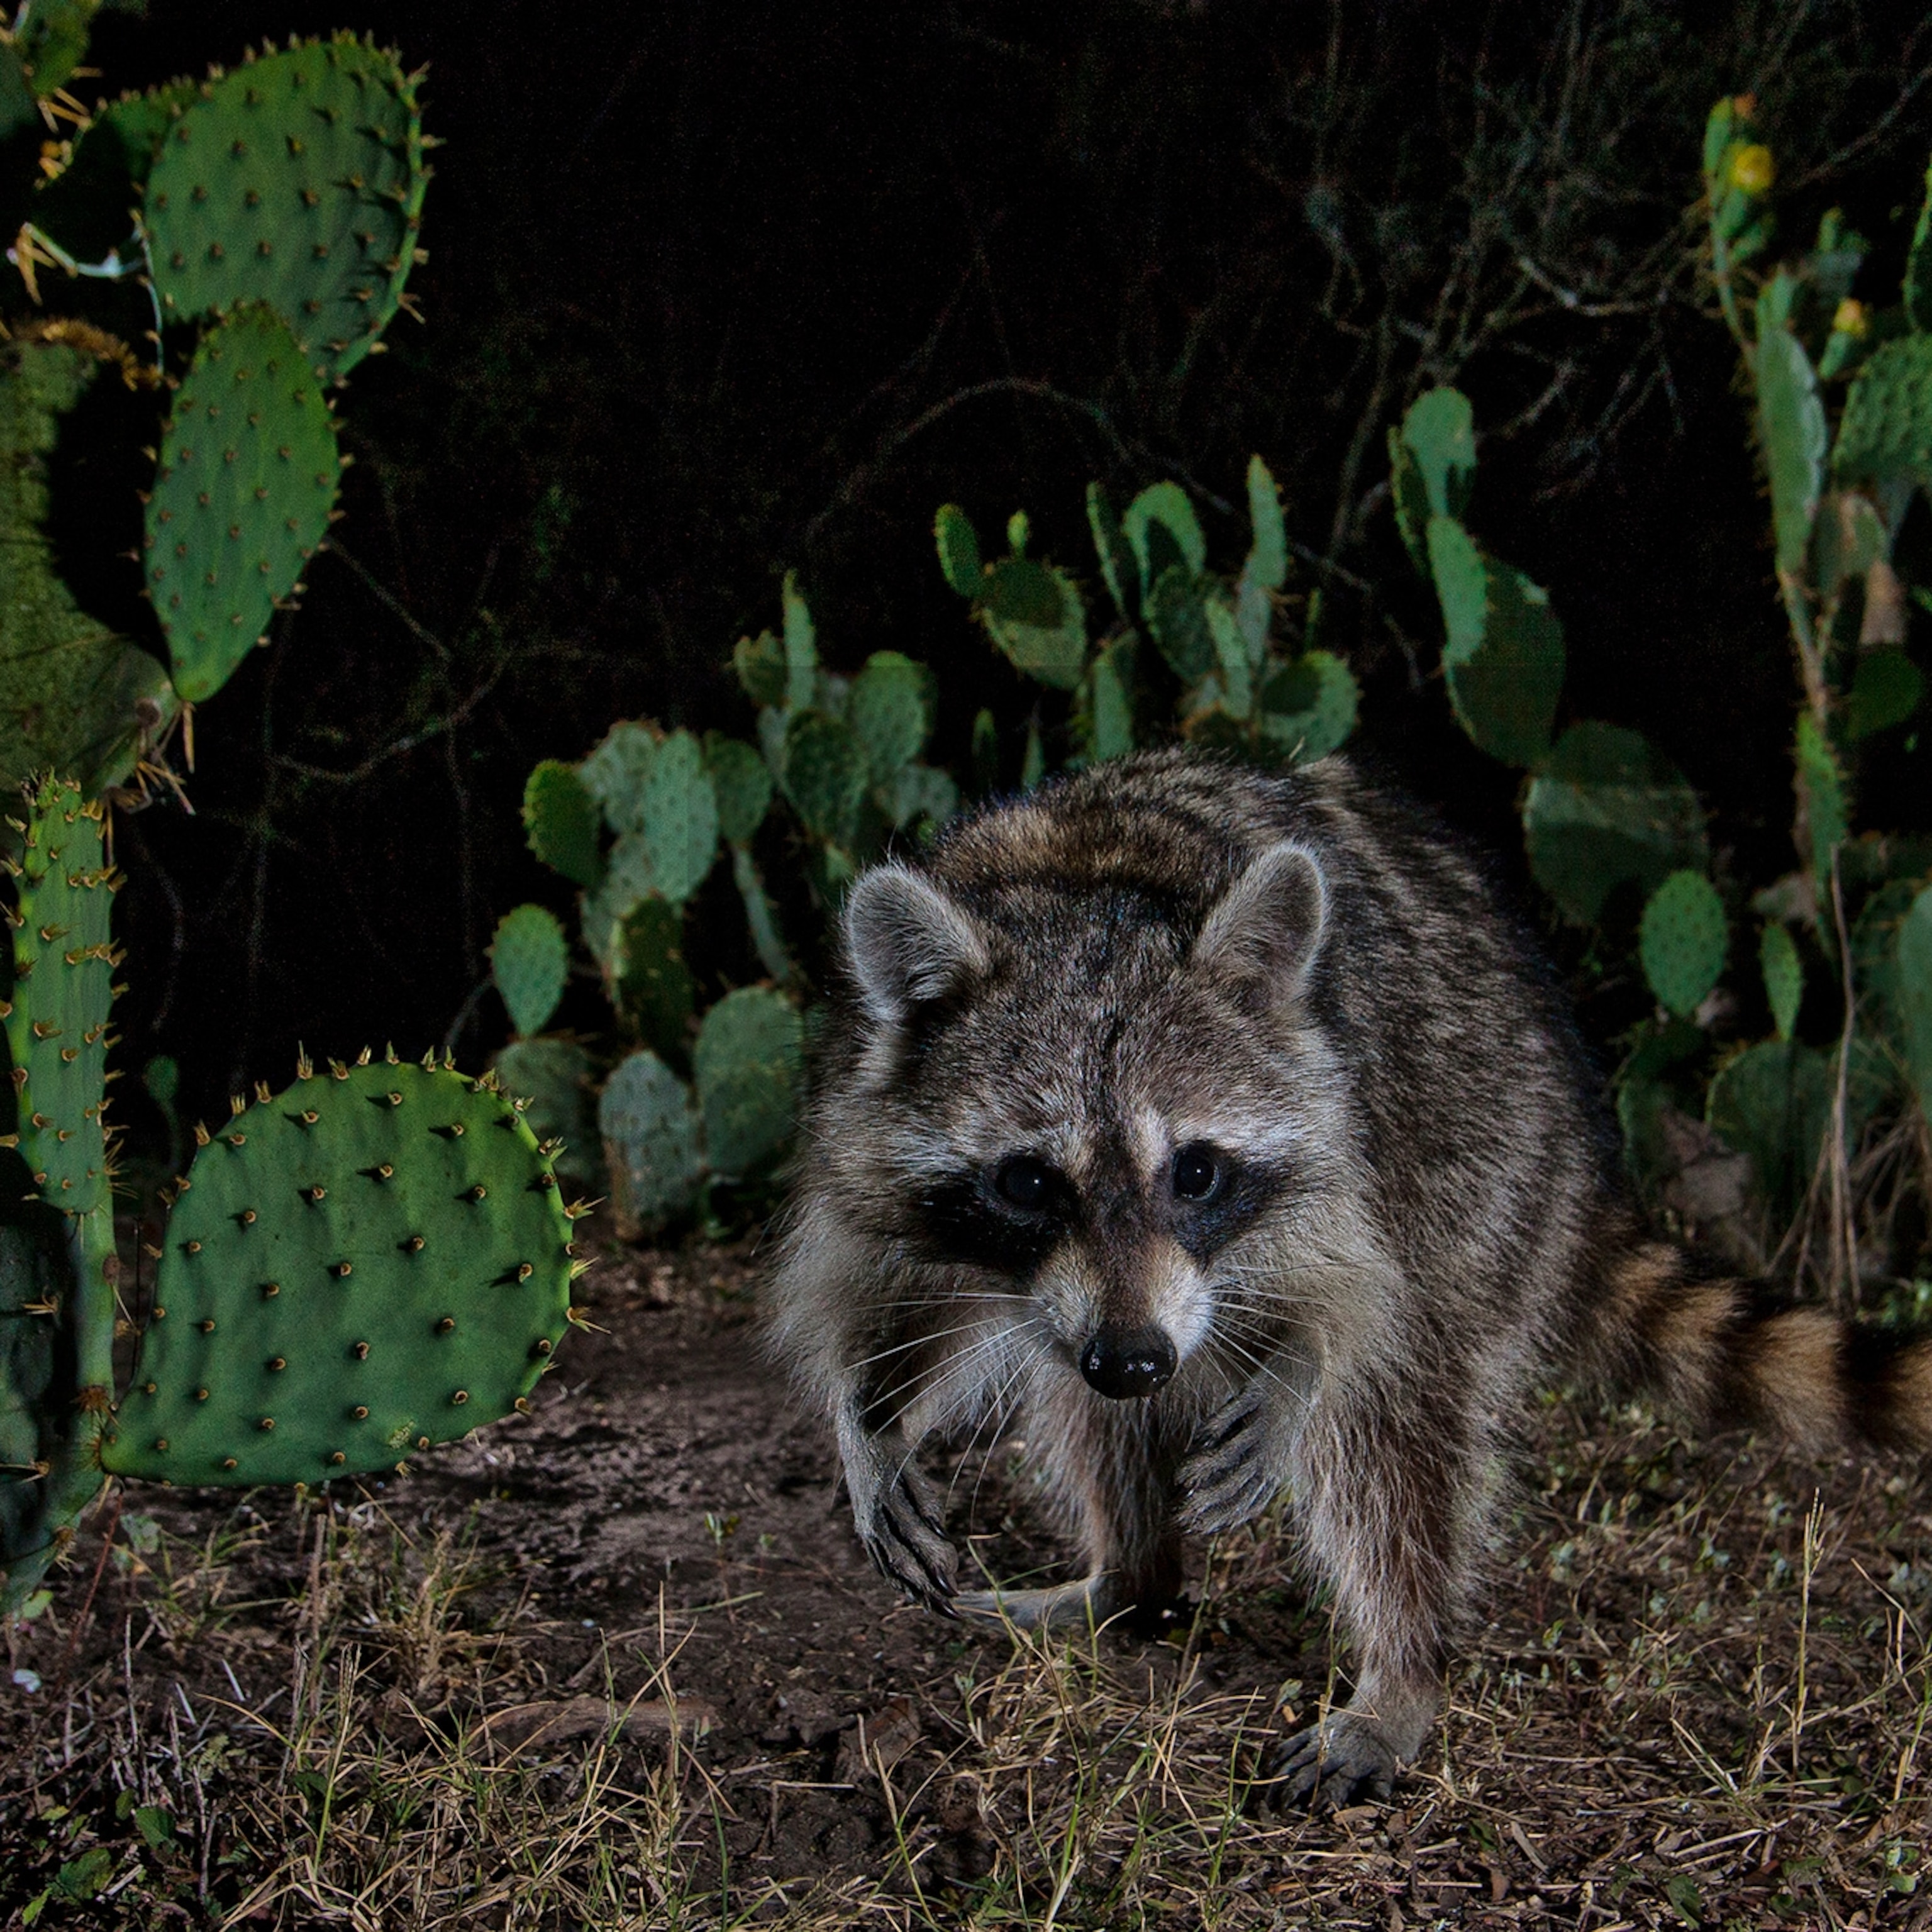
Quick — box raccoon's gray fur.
[765,747,1932,1806]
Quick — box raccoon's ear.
[844,863,991,1024]
[1189,842,1327,1005]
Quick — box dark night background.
[54,0,1932,1136]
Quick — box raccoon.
[765,747,1932,1806]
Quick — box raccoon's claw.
[1177,1394,1281,1535]
[860,1468,958,1613]
[1258,1714,1399,1811]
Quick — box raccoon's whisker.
[882,1323,1021,1442]
[1203,1326,1311,1413]
[947,1341,1035,1522]
[847,1316,1011,1377]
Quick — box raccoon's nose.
[1079,1325,1177,1399]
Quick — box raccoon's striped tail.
[1589,1243,1932,1455]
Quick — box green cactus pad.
[704,733,773,847]
[730,844,791,984]
[599,1048,703,1231]
[1203,597,1253,720]
[492,1035,598,1192]
[579,721,655,835]
[733,630,786,709]
[782,573,819,713]
[1121,481,1205,594]
[637,730,719,905]
[1896,884,1932,1120]
[1084,482,1137,623]
[3,779,116,1216]
[1794,713,1848,886]
[1426,514,1564,769]
[1810,489,1886,602]
[0,1202,94,1615]
[0,339,174,796]
[577,833,653,972]
[614,896,694,1065]
[780,711,869,850]
[145,306,340,704]
[1753,295,1826,576]
[1536,758,1682,930]
[490,904,569,1040]
[848,653,933,786]
[694,988,801,1182]
[523,760,604,889]
[1521,723,1707,924]
[1257,651,1358,766]
[1845,648,1923,741]
[1706,1038,1832,1218]
[1234,455,1285,657]
[1082,636,1136,763]
[976,557,1088,691]
[1638,870,1728,1019]
[144,38,429,382]
[1760,923,1803,1043]
[1145,565,1214,686]
[935,504,984,598]
[970,708,999,796]
[883,762,958,833]
[1392,389,1475,557]
[1834,336,1932,491]
[101,1053,576,1486]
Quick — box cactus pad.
[1256,652,1357,765]
[1638,870,1728,1019]
[3,778,116,1216]
[1521,723,1706,924]
[935,504,984,598]
[0,338,174,796]
[1834,336,1932,491]
[975,557,1088,691]
[1146,566,1214,685]
[493,1035,597,1192]
[1845,648,1923,741]
[1389,389,1475,574]
[639,730,719,905]
[490,904,569,1040]
[780,711,869,850]
[1760,922,1803,1043]
[1426,515,1564,769]
[1083,636,1136,763]
[1235,455,1286,657]
[704,733,773,847]
[1706,1038,1832,1218]
[733,630,786,709]
[694,987,801,1182]
[599,1048,702,1231]
[101,1052,575,1485]
[523,760,604,889]
[579,721,656,835]
[847,653,933,787]
[782,572,819,713]
[1084,482,1138,623]
[1753,295,1826,575]
[145,306,340,703]
[145,38,429,382]
[613,896,694,1065]
[1121,482,1205,592]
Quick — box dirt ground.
[3,1230,1932,1929]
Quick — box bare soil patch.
[3,1234,1930,1928]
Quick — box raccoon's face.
[836,843,1335,1403]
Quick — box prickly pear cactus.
[144,37,431,382]
[1639,870,1729,1019]
[101,1050,578,1485]
[694,987,801,1182]
[599,1048,703,1233]
[523,760,604,889]
[0,337,174,796]
[490,904,569,1040]
[1,778,118,1214]
[145,306,341,702]
[492,1035,598,1192]
[613,896,694,1065]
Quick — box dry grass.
[4,1352,1931,1928]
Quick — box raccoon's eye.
[1171,1145,1222,1203]
[992,1156,1056,1211]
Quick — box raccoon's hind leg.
[955,1380,1185,1631]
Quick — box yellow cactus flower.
[1833,298,1868,338]
[1728,143,1775,195]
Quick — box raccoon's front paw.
[857,1463,958,1614]
[1258,1712,1399,1810]
[1177,1392,1284,1536]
